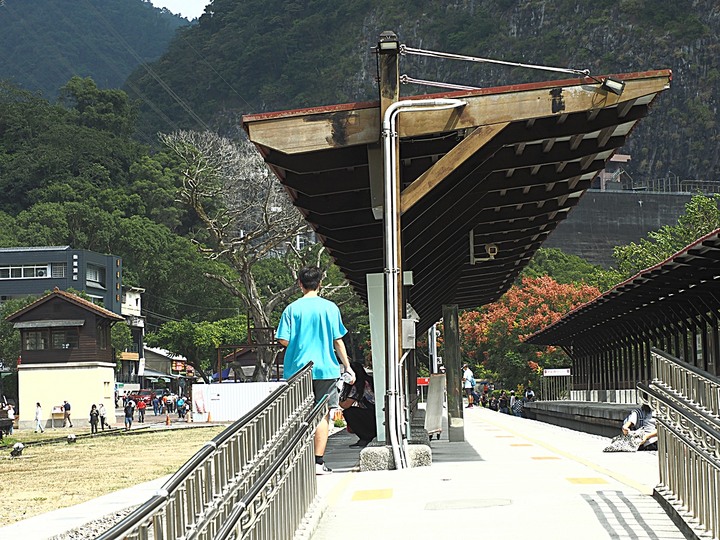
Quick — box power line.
[177,32,255,111]
[401,44,591,78]
[141,291,243,311]
[80,0,211,132]
[47,3,177,144]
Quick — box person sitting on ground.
[622,403,658,450]
[339,361,376,448]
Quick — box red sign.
[417,377,430,386]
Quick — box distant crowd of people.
[22,391,189,435]
[120,391,188,430]
[462,363,535,417]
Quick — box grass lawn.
[0,424,226,526]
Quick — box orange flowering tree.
[459,275,600,389]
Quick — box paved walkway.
[312,406,688,540]
[1,406,691,539]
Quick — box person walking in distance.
[462,364,479,408]
[62,400,73,428]
[136,398,146,423]
[34,402,45,433]
[98,402,108,430]
[124,400,135,430]
[276,266,355,475]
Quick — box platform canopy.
[243,70,671,333]
[526,227,720,352]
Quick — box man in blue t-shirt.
[276,267,355,475]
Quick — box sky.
[149,0,209,20]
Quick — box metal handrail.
[97,363,317,540]
[638,382,720,540]
[642,350,720,540]
[650,347,720,416]
[214,395,329,540]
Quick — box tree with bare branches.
[159,130,322,380]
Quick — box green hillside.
[0,0,187,100]
[126,0,719,184]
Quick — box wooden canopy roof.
[243,70,671,333]
[526,227,720,353]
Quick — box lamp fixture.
[377,31,399,54]
[469,230,499,264]
[601,77,625,96]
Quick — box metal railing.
[97,363,322,540]
[642,349,720,540]
[540,375,571,401]
[650,347,720,417]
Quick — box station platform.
[310,405,691,540]
[0,406,694,539]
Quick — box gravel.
[48,507,138,540]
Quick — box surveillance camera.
[485,244,498,258]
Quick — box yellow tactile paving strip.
[351,488,393,501]
[474,417,652,494]
[567,477,609,484]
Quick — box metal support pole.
[377,31,465,468]
[443,304,464,442]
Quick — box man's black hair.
[298,266,323,290]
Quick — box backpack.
[469,376,476,387]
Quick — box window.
[51,330,79,349]
[0,265,49,279]
[51,263,67,278]
[24,330,48,350]
[86,264,106,287]
[97,323,108,350]
[24,329,79,350]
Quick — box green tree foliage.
[145,315,248,382]
[460,276,599,389]
[111,322,133,364]
[59,76,137,136]
[0,80,244,330]
[121,0,720,185]
[0,297,38,371]
[521,247,619,292]
[0,0,186,100]
[612,194,720,277]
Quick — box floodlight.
[378,31,399,54]
[601,77,625,96]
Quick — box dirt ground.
[0,425,225,526]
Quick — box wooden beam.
[243,72,671,154]
[400,122,509,214]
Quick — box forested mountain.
[0,79,244,330]
[126,0,719,185]
[0,0,187,100]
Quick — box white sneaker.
[315,462,333,475]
